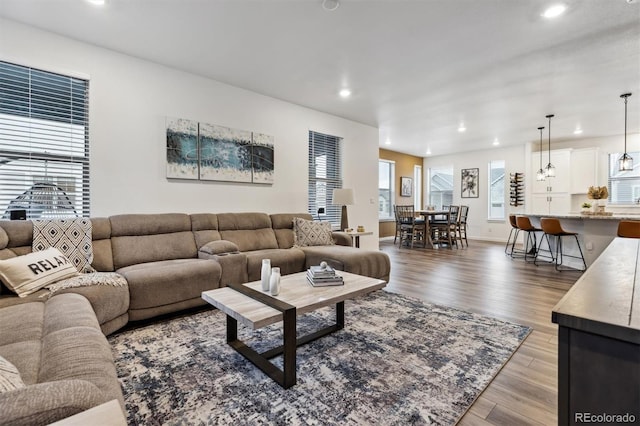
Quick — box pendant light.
[618,93,633,171]
[536,126,546,181]
[544,114,556,178]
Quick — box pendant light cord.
[624,95,628,153]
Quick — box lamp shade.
[332,188,354,205]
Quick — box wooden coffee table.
[201,271,386,388]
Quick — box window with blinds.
[0,61,89,219]
[608,152,640,204]
[308,130,342,228]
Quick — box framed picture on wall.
[461,168,479,198]
[401,176,413,197]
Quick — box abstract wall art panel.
[199,123,252,183]
[166,117,199,180]
[251,132,274,184]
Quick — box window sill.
[487,219,505,223]
[379,218,395,223]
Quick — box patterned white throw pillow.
[32,218,96,273]
[0,248,79,297]
[0,355,25,393]
[293,218,335,247]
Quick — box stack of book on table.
[306,264,344,287]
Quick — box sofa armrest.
[0,379,111,426]
[332,232,352,247]
[199,240,240,255]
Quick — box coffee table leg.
[227,316,238,343]
[282,308,297,388]
[337,301,344,329]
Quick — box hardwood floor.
[379,238,581,425]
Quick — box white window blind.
[0,61,90,219]
[608,152,640,204]
[308,131,342,228]
[378,159,394,220]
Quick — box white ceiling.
[1,0,639,157]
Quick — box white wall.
[0,18,381,249]
[423,144,528,242]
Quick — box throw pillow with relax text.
[0,247,79,297]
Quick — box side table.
[344,231,373,248]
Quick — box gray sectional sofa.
[0,212,390,425]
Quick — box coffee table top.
[202,271,386,329]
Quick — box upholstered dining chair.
[395,205,426,248]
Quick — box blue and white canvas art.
[199,123,252,183]
[251,132,274,184]
[166,117,198,180]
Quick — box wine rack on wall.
[509,173,524,207]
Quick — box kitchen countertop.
[524,212,640,220]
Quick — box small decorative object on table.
[269,266,281,296]
[307,261,344,287]
[357,225,365,232]
[581,202,592,214]
[261,259,271,292]
[587,186,609,215]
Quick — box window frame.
[427,165,453,210]
[308,130,342,228]
[488,160,505,220]
[608,152,640,205]
[0,60,90,219]
[378,159,395,220]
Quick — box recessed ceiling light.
[322,0,340,11]
[385,139,391,145]
[542,4,567,18]
[426,149,431,155]
[573,127,583,135]
[339,89,351,98]
[458,123,466,132]
[493,138,500,146]
[86,0,106,5]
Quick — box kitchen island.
[552,237,640,425]
[521,213,639,268]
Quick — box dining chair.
[392,205,403,244]
[395,205,426,248]
[456,205,469,247]
[432,205,459,248]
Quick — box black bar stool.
[515,216,542,262]
[538,218,587,271]
[505,214,520,257]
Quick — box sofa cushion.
[32,218,96,273]
[217,212,279,252]
[117,259,221,318]
[110,214,197,269]
[293,218,334,247]
[0,248,79,297]
[270,213,313,249]
[0,355,24,393]
[244,248,306,282]
[199,240,239,255]
[300,245,391,281]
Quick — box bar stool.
[505,214,520,256]
[515,216,543,262]
[538,218,587,271]
[617,220,640,238]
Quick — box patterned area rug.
[109,290,530,425]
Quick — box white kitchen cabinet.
[570,148,599,194]
[531,193,571,215]
[531,149,572,214]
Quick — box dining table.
[417,210,451,248]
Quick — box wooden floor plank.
[380,238,578,425]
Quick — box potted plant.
[581,202,592,214]
[587,186,609,214]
